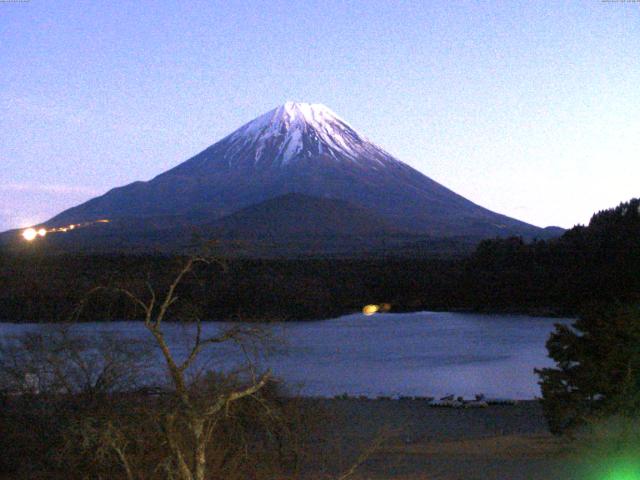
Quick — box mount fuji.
[8,102,562,253]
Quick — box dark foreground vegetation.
[1,198,639,323]
[0,395,572,480]
[0,384,321,480]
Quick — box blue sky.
[1,0,639,231]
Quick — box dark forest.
[2,198,638,323]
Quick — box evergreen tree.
[536,304,640,434]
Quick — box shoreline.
[0,307,573,324]
[303,397,576,479]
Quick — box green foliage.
[536,304,640,434]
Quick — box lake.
[0,311,572,399]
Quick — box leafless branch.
[205,371,272,418]
[336,430,389,480]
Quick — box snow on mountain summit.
[219,102,394,168]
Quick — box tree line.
[1,199,639,323]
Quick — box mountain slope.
[36,102,558,246]
[208,193,397,238]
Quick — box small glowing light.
[22,228,37,241]
[363,304,380,316]
[20,218,110,242]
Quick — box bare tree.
[81,255,273,480]
[0,324,151,396]
[0,324,155,479]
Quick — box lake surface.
[0,312,572,399]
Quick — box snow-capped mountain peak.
[274,101,350,129]
[42,102,554,244]
[220,102,392,168]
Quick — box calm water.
[0,312,572,399]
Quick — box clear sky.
[1,0,639,231]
